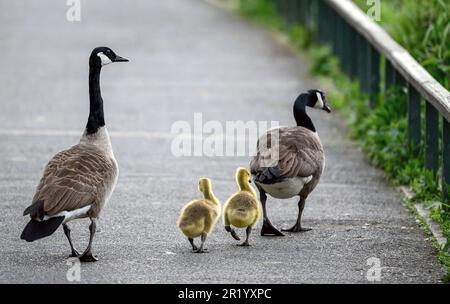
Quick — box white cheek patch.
[97,52,112,66]
[315,92,324,109]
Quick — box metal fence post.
[342,20,350,77]
[425,101,439,174]
[385,59,395,102]
[368,44,380,107]
[317,0,324,42]
[359,38,369,94]
[443,118,450,206]
[348,27,357,79]
[408,84,421,154]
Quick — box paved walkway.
[0,0,444,283]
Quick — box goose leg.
[282,197,311,233]
[195,233,208,253]
[188,238,198,251]
[258,187,284,236]
[79,218,98,262]
[63,224,79,257]
[225,226,240,241]
[238,226,252,246]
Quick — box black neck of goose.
[294,94,316,132]
[86,64,105,134]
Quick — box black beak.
[114,55,129,62]
[323,104,331,113]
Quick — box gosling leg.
[258,187,284,236]
[79,218,99,262]
[188,238,198,251]
[238,226,252,246]
[195,233,208,253]
[282,197,312,233]
[225,226,240,241]
[63,223,80,257]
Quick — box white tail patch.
[42,205,92,223]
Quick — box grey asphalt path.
[0,0,445,283]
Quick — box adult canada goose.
[250,89,330,236]
[223,167,261,246]
[177,177,221,253]
[20,46,128,262]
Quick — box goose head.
[294,89,331,113]
[89,46,129,67]
[236,167,252,186]
[306,89,331,113]
[236,167,258,197]
[198,177,212,194]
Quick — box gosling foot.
[237,242,250,247]
[188,238,198,251]
[225,226,240,241]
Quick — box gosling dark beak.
[114,55,129,62]
[323,104,331,113]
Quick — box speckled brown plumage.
[251,126,324,192]
[31,143,118,219]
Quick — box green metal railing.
[275,0,450,202]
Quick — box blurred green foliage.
[353,0,450,89]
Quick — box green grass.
[232,0,450,281]
[353,0,450,90]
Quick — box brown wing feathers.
[24,144,114,218]
[251,127,323,183]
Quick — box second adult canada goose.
[223,167,261,246]
[20,47,128,262]
[177,178,221,253]
[250,89,331,236]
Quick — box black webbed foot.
[261,221,284,236]
[225,226,241,241]
[237,242,250,247]
[281,223,312,233]
[194,248,208,254]
[79,252,99,262]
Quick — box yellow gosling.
[177,177,221,253]
[223,167,261,246]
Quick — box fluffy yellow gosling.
[223,167,261,246]
[177,177,221,253]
